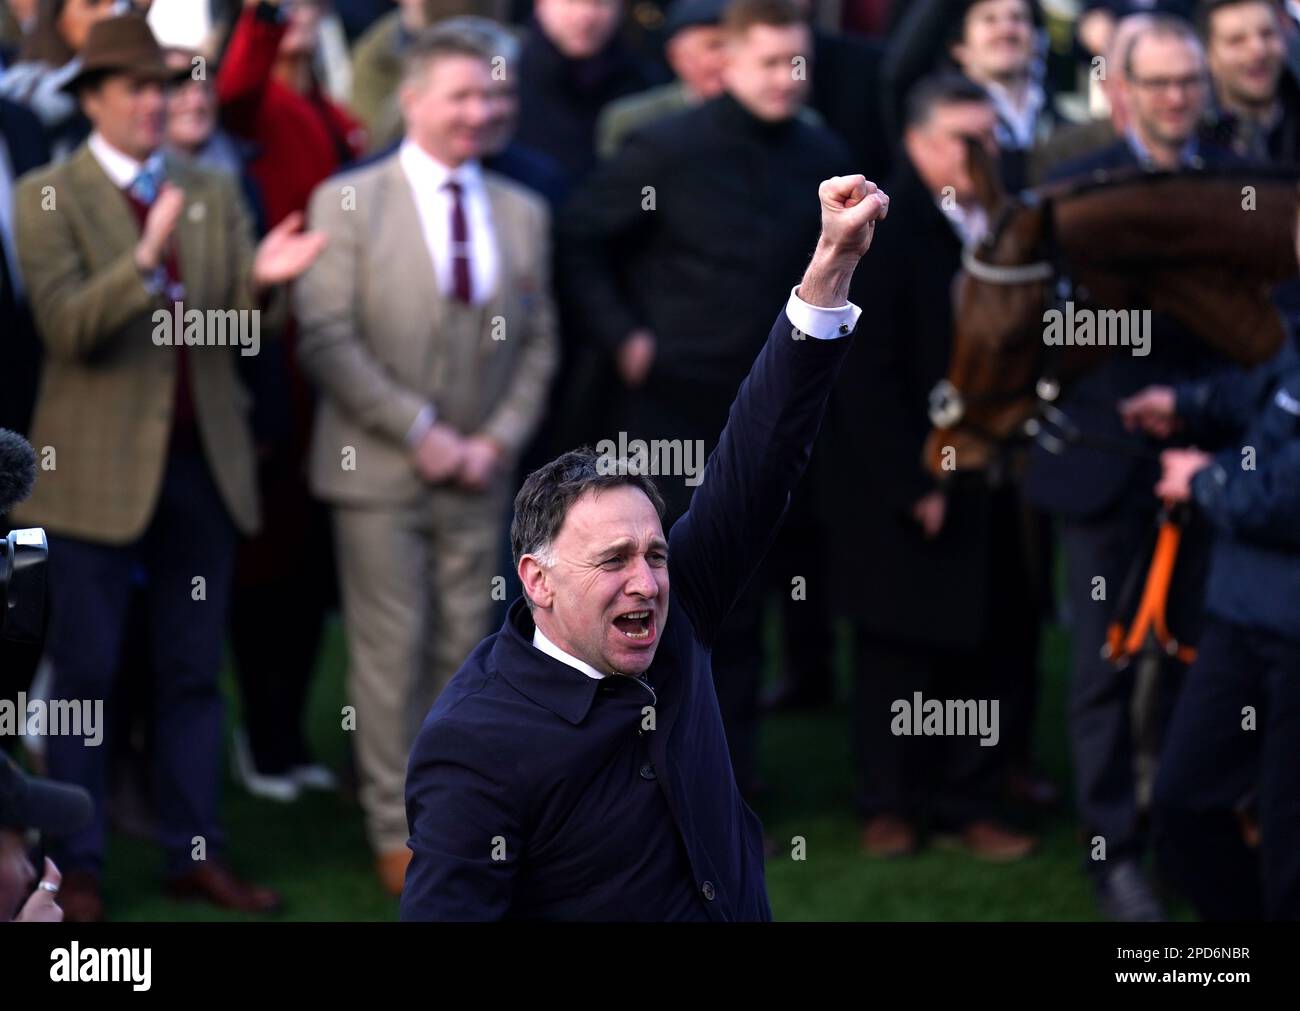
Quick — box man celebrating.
[400,174,888,921]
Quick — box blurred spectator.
[163,46,258,193]
[1,0,39,56]
[11,13,325,920]
[800,0,893,181]
[515,0,656,180]
[830,73,1039,862]
[216,0,366,803]
[885,0,1058,189]
[350,0,507,150]
[0,0,115,157]
[560,0,852,795]
[444,15,570,203]
[356,12,570,204]
[1031,13,1157,182]
[596,0,726,157]
[1122,338,1300,921]
[295,24,557,895]
[1197,0,1299,162]
[1025,14,1240,921]
[217,0,366,228]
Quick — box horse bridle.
[927,194,1075,454]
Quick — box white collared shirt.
[533,625,609,680]
[87,130,144,188]
[398,138,499,306]
[986,79,1046,151]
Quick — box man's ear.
[518,555,552,610]
[965,134,1007,217]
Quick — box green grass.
[99,615,1121,921]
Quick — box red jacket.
[217,8,366,227]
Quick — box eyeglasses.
[1127,74,1207,94]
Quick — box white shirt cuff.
[786,285,862,340]
[407,404,436,448]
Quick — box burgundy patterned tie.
[445,179,472,303]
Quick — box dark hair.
[946,0,1036,49]
[510,447,666,598]
[1195,0,1280,41]
[903,71,993,130]
[721,0,805,36]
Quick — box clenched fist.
[799,176,890,309]
[817,175,890,259]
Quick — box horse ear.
[965,136,1006,216]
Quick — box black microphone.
[0,428,37,515]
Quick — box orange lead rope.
[1104,502,1199,667]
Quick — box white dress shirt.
[986,79,1046,151]
[398,138,499,307]
[533,625,609,680]
[87,130,143,187]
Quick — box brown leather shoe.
[376,848,412,896]
[165,861,282,913]
[862,814,919,858]
[944,819,1038,862]
[60,869,104,923]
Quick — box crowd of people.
[0,0,1298,922]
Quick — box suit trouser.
[1060,501,1205,869]
[332,484,507,854]
[44,449,236,876]
[1153,619,1300,921]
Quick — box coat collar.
[492,598,602,726]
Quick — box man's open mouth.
[613,610,654,641]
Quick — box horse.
[922,143,1300,477]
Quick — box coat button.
[701,881,715,901]
[639,762,656,780]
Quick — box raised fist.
[817,175,890,259]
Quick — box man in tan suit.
[296,25,558,895]
[11,15,325,921]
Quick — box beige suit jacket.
[295,150,558,505]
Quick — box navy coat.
[400,309,854,921]
[1179,340,1300,642]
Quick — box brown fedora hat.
[63,14,191,93]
